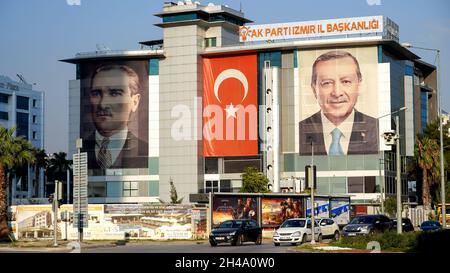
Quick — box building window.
[420,91,428,131]
[32,99,37,108]
[123,182,139,197]
[205,180,219,193]
[205,157,218,174]
[0,94,8,103]
[33,131,37,140]
[205,37,217,48]
[16,112,29,139]
[347,177,364,193]
[16,96,29,110]
[33,115,37,124]
[0,111,8,120]
[88,182,106,197]
[220,180,231,192]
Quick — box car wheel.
[318,234,322,243]
[333,231,340,241]
[255,234,262,245]
[301,234,307,244]
[210,241,217,247]
[274,242,280,246]
[234,234,243,246]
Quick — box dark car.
[342,214,393,236]
[392,218,415,232]
[209,219,262,246]
[420,220,442,231]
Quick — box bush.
[412,229,450,253]
[333,232,417,252]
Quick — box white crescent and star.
[213,69,249,119]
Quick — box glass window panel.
[348,177,364,193]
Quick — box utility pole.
[310,141,316,244]
[396,115,402,234]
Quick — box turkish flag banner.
[203,54,258,157]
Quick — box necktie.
[329,128,344,155]
[97,137,112,169]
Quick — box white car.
[273,218,322,246]
[317,218,340,240]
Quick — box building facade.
[63,1,438,209]
[0,75,45,202]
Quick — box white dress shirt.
[95,129,128,166]
[321,110,355,155]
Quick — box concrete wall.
[159,24,206,203]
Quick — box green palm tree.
[0,127,35,241]
[415,136,440,209]
[47,152,72,200]
[31,148,48,198]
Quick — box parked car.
[391,218,415,232]
[317,218,341,240]
[273,218,322,246]
[420,220,442,232]
[342,215,393,236]
[209,219,262,246]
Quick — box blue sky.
[0,0,449,153]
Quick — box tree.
[31,148,47,198]
[169,178,183,204]
[47,152,72,200]
[240,167,271,193]
[415,136,440,209]
[0,127,35,241]
[384,196,397,218]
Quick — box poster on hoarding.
[297,47,379,156]
[330,198,350,226]
[212,196,258,226]
[305,197,330,218]
[203,54,258,157]
[261,197,305,227]
[79,60,149,172]
[103,204,193,240]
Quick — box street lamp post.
[378,107,407,229]
[395,115,402,234]
[402,43,446,228]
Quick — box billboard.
[212,196,258,226]
[261,197,305,227]
[305,197,330,218]
[203,54,258,157]
[79,60,149,172]
[330,198,351,226]
[239,16,384,42]
[297,47,379,156]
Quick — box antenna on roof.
[240,1,242,12]
[16,74,28,85]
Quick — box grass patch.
[330,230,450,253]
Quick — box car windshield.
[349,216,375,224]
[218,220,243,229]
[280,219,305,228]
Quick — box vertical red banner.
[203,54,258,157]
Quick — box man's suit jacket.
[83,131,148,170]
[299,110,379,155]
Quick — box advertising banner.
[330,198,351,226]
[103,204,193,240]
[203,54,258,157]
[79,60,149,172]
[239,16,383,42]
[297,47,379,156]
[261,197,305,227]
[305,197,330,218]
[212,196,258,226]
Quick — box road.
[80,239,297,253]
